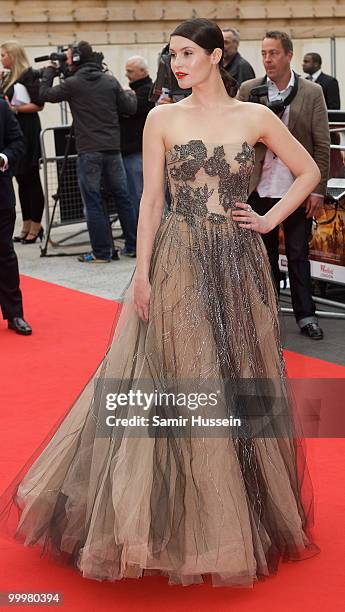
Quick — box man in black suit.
[302,53,340,109]
[0,98,32,335]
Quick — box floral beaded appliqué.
[168,140,208,163]
[175,184,214,227]
[166,140,254,224]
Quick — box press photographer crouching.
[39,41,138,262]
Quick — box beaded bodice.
[165,140,255,225]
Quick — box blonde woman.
[1,41,45,243]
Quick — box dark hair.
[170,18,238,97]
[264,31,293,54]
[305,52,322,67]
[75,40,94,64]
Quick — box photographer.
[238,31,330,340]
[149,44,191,105]
[39,41,138,262]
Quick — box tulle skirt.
[0,211,319,586]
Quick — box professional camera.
[249,76,299,117]
[35,51,68,63]
[33,45,106,80]
[249,84,284,116]
[33,50,70,79]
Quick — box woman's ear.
[211,48,223,65]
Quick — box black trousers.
[0,207,23,320]
[248,191,316,326]
[16,165,44,223]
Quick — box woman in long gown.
[0,19,321,587]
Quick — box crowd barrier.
[40,125,119,251]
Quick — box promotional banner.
[279,194,345,285]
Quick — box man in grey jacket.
[238,31,330,339]
[40,41,138,261]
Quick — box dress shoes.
[8,317,32,335]
[300,322,323,340]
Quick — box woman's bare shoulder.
[235,99,272,117]
[146,103,177,122]
[235,100,278,132]
[144,105,179,152]
[145,103,185,145]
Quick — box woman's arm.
[134,106,168,321]
[10,81,43,113]
[12,103,43,113]
[232,104,321,233]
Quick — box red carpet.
[0,276,344,611]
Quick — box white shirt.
[0,84,30,173]
[11,83,30,106]
[309,69,322,82]
[257,71,295,198]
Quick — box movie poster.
[279,138,345,285]
[279,202,345,283]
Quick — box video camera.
[35,51,69,63]
[32,53,68,80]
[32,45,106,80]
[32,49,74,79]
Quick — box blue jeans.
[77,151,137,259]
[123,152,143,220]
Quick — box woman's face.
[169,35,220,89]
[1,48,11,69]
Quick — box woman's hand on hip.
[232,202,272,234]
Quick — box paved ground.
[14,216,136,301]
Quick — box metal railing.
[40,125,120,252]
